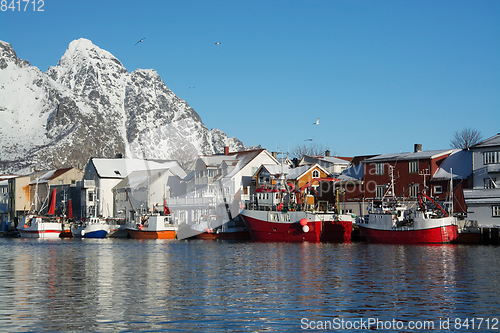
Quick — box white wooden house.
[177,149,279,235]
[464,133,500,226]
[298,151,351,176]
[80,157,186,218]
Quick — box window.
[493,206,500,217]
[409,184,419,197]
[409,160,418,173]
[312,170,320,178]
[484,178,497,189]
[375,163,384,175]
[484,151,500,164]
[59,180,63,185]
[88,192,94,202]
[434,186,442,194]
[376,186,385,198]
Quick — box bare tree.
[290,143,335,159]
[450,128,482,149]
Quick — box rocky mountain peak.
[0,38,249,174]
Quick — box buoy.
[302,225,309,233]
[300,218,308,226]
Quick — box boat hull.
[18,218,62,239]
[196,230,251,240]
[321,220,353,243]
[457,231,481,244]
[240,210,322,242]
[359,224,458,244]
[18,226,62,239]
[127,229,176,239]
[83,229,108,238]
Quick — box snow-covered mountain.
[0,38,247,174]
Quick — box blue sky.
[1,0,499,157]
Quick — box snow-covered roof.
[114,169,170,190]
[287,164,330,180]
[432,149,472,180]
[338,164,364,181]
[363,149,456,163]
[29,167,75,184]
[472,133,500,148]
[91,158,186,179]
[304,155,351,165]
[258,164,291,177]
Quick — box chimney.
[224,146,229,155]
[414,144,422,153]
[272,151,278,159]
[325,150,331,157]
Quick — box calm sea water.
[0,238,499,332]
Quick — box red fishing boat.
[240,180,353,243]
[357,171,458,244]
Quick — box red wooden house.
[362,145,463,201]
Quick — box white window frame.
[375,163,384,175]
[493,206,500,217]
[484,151,500,165]
[409,160,418,173]
[485,178,497,189]
[433,186,442,195]
[312,170,320,178]
[375,185,385,198]
[409,184,419,197]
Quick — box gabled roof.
[90,158,186,179]
[29,167,77,184]
[432,149,473,180]
[472,133,500,148]
[255,164,291,178]
[363,149,457,163]
[198,149,275,169]
[196,149,279,180]
[338,164,364,181]
[287,163,330,180]
[113,169,170,190]
[302,155,350,165]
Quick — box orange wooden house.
[253,163,333,206]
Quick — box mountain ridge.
[0,38,247,174]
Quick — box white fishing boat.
[18,189,62,239]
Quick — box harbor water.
[0,238,499,332]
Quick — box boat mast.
[449,168,454,215]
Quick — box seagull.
[135,37,146,46]
[314,118,319,125]
[189,86,195,89]
[215,42,221,45]
[305,136,315,141]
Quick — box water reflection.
[0,238,499,332]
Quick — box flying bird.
[314,118,319,125]
[305,136,315,141]
[189,87,195,89]
[135,37,146,45]
[215,42,221,45]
